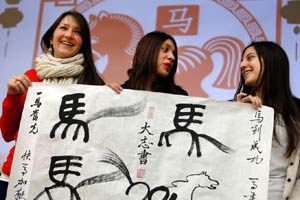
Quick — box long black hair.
[235,41,300,157]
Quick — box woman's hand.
[106,82,123,94]
[7,75,31,95]
[237,92,262,110]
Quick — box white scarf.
[35,53,85,84]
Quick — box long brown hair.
[40,11,105,85]
[125,31,186,95]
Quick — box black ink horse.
[158,104,234,157]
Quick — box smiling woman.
[39,11,105,85]
[239,46,262,87]
[121,31,188,95]
[50,15,83,59]
[234,41,300,200]
[0,10,111,199]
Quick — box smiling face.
[240,46,262,87]
[156,39,176,78]
[50,15,82,58]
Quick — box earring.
[48,45,53,54]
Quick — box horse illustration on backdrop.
[177,36,245,97]
[88,11,144,83]
[88,11,244,97]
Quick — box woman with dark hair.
[121,31,188,95]
[0,10,115,199]
[235,41,300,199]
[40,11,104,85]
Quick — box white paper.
[7,83,274,200]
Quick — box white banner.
[8,83,274,200]
[2,0,299,161]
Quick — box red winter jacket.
[0,69,41,176]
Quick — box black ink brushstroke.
[158,103,235,157]
[158,128,234,157]
[86,97,147,124]
[169,171,219,199]
[50,93,89,142]
[169,171,219,190]
[75,170,124,189]
[99,149,178,200]
[34,155,125,200]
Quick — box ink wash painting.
[7,83,274,200]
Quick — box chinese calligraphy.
[14,150,31,200]
[247,110,264,164]
[50,93,89,142]
[29,92,42,135]
[158,103,234,157]
[243,177,259,200]
[137,122,154,165]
